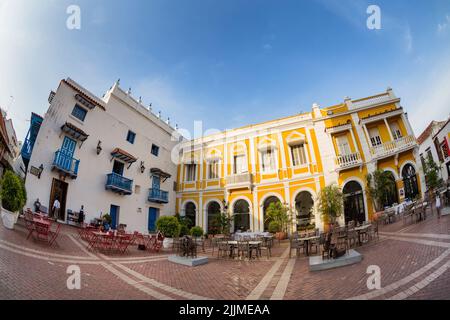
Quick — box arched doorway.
[343,181,366,224]
[402,164,419,200]
[184,202,196,229]
[295,191,314,228]
[263,196,282,231]
[233,199,250,232]
[207,201,221,234]
[384,171,399,207]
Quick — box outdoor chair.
[309,235,320,255]
[237,241,250,259]
[346,229,358,248]
[24,216,36,240]
[258,237,273,259]
[194,237,206,253]
[34,221,60,247]
[116,234,135,254]
[289,238,305,258]
[217,241,230,259]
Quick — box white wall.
[25,79,179,234]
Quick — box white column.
[198,192,203,229]
[249,138,257,175]
[224,142,228,177]
[349,128,359,154]
[384,118,394,141]
[277,132,287,173]
[401,113,414,137]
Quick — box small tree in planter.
[175,213,192,236]
[423,155,443,213]
[366,170,396,212]
[190,226,204,238]
[317,184,343,230]
[1,171,27,230]
[264,202,290,239]
[268,221,281,235]
[156,216,181,249]
[213,208,232,236]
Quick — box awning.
[150,168,172,182]
[61,122,89,142]
[111,148,137,164]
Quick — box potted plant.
[366,170,397,212]
[264,202,290,239]
[422,155,443,214]
[268,221,283,239]
[213,210,232,236]
[317,183,343,232]
[175,213,192,237]
[1,171,27,230]
[156,216,181,249]
[190,226,204,238]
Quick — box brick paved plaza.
[1,208,449,300]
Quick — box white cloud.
[402,58,450,135]
[437,14,450,33]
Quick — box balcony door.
[60,136,76,171]
[336,136,351,155]
[152,175,161,190]
[369,127,382,147]
[113,160,125,176]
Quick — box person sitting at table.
[34,198,41,213]
[101,216,111,232]
[78,205,85,224]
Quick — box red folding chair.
[116,234,136,254]
[48,223,61,247]
[152,232,164,252]
[24,217,36,240]
[34,221,59,246]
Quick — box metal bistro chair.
[289,237,305,258]
[217,241,230,259]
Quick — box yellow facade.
[176,89,421,233]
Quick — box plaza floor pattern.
[1,208,449,300]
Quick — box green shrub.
[102,214,112,225]
[179,224,190,236]
[268,221,281,233]
[190,226,204,237]
[156,216,181,238]
[0,171,26,212]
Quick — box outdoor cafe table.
[353,224,371,246]
[234,232,271,240]
[299,235,319,256]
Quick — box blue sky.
[1,0,450,141]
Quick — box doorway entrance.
[49,178,68,221]
[110,205,120,230]
[343,181,366,224]
[148,207,159,232]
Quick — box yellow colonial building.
[175,88,421,233]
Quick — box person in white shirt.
[435,191,441,220]
[52,199,61,220]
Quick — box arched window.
[343,181,366,224]
[207,201,221,234]
[184,202,196,229]
[402,164,419,200]
[295,191,314,228]
[233,199,250,232]
[263,196,282,231]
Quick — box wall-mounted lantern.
[96,141,102,155]
[140,161,146,174]
[38,164,44,179]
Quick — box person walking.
[436,191,441,220]
[52,198,61,220]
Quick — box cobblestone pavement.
[1,208,449,300]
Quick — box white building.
[24,78,180,233]
[417,118,450,194]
